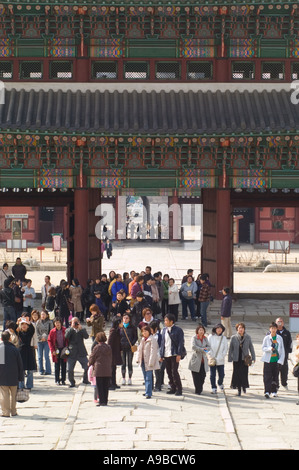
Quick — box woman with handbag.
[48,317,68,385]
[188,325,211,395]
[88,332,112,406]
[207,323,228,394]
[56,281,72,328]
[119,313,138,386]
[228,322,256,396]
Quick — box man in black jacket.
[276,317,292,390]
[160,313,186,396]
[65,318,90,387]
[0,330,24,417]
[0,276,16,328]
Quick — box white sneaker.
[121,378,126,385]
[264,392,270,399]
[271,392,278,398]
[127,378,132,385]
[219,385,224,392]
[211,388,217,394]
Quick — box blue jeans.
[3,306,16,329]
[200,301,210,326]
[37,341,51,374]
[141,362,153,398]
[181,298,195,319]
[210,365,225,390]
[19,370,34,390]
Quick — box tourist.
[88,332,112,406]
[131,275,144,301]
[5,321,19,348]
[188,325,210,395]
[161,274,169,317]
[228,323,256,396]
[168,278,180,322]
[208,323,228,394]
[48,317,68,385]
[81,279,95,320]
[70,278,84,323]
[45,287,56,320]
[41,275,55,308]
[0,276,16,327]
[107,317,122,390]
[261,322,285,398]
[0,263,11,290]
[275,317,292,390]
[110,289,130,317]
[220,287,233,339]
[198,274,211,327]
[17,318,37,390]
[149,320,165,391]
[13,279,24,319]
[36,310,53,376]
[65,317,90,388]
[12,257,27,282]
[160,313,185,396]
[179,275,198,321]
[0,330,24,417]
[119,313,138,385]
[105,239,113,259]
[56,281,72,328]
[130,291,150,327]
[22,279,36,315]
[137,325,160,399]
[111,274,127,302]
[293,333,299,405]
[86,304,105,342]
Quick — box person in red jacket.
[48,317,68,385]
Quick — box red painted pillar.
[202,189,232,300]
[74,189,89,284]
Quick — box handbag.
[122,326,137,353]
[16,388,29,403]
[293,363,299,378]
[60,346,70,360]
[244,354,252,367]
[208,336,223,367]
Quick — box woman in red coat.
[48,317,68,385]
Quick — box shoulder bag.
[208,336,223,367]
[123,327,137,353]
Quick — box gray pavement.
[1,300,299,451]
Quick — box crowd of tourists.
[0,258,297,417]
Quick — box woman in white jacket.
[208,323,228,394]
[137,325,160,399]
[261,322,285,398]
[168,278,180,322]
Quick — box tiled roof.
[0,88,298,135]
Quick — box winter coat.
[220,294,232,318]
[65,327,89,358]
[168,284,180,305]
[160,325,186,359]
[88,342,112,377]
[107,327,122,366]
[0,286,15,307]
[36,318,53,343]
[18,323,37,371]
[12,263,27,281]
[131,299,150,327]
[137,335,160,371]
[228,333,256,363]
[86,313,105,338]
[111,281,127,302]
[188,335,210,373]
[48,327,68,363]
[120,325,138,352]
[207,333,228,366]
[70,286,83,313]
[0,342,24,386]
[180,281,198,300]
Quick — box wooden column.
[201,189,233,300]
[74,189,89,285]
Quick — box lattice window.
[19,61,42,79]
[187,61,213,80]
[0,61,12,79]
[232,61,255,80]
[292,62,299,80]
[92,61,117,79]
[156,61,180,80]
[50,61,73,79]
[261,62,284,80]
[124,61,149,79]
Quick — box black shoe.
[166,389,176,395]
[69,383,76,388]
[175,390,182,396]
